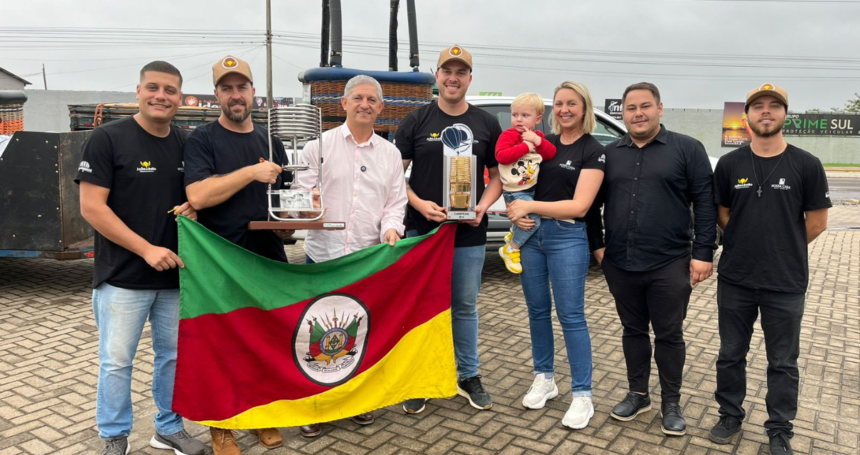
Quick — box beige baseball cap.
[745,83,788,110]
[437,45,473,70]
[212,55,253,86]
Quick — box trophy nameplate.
[441,123,477,221]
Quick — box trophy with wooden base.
[248,104,344,231]
[441,123,477,221]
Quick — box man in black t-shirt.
[395,45,503,414]
[76,62,204,455]
[589,82,717,437]
[184,55,290,264]
[708,84,830,455]
[184,56,288,454]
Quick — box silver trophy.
[441,123,477,220]
[249,104,344,230]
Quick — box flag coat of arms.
[172,218,458,429]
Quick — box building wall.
[23,89,137,132]
[0,73,27,90]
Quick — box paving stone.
[1,222,858,454]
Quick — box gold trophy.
[449,157,472,209]
[441,124,477,220]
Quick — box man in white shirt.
[293,75,407,438]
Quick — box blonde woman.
[505,81,605,429]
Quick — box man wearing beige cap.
[709,83,830,455]
[183,55,290,454]
[395,45,503,413]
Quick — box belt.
[540,216,576,224]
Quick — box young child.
[496,93,556,273]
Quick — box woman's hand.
[506,199,532,222]
[513,217,535,231]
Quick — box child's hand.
[525,141,536,153]
[522,128,541,147]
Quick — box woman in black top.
[505,81,605,429]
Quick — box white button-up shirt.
[295,124,407,262]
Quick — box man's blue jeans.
[93,283,185,438]
[519,220,593,396]
[407,229,484,379]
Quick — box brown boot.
[250,428,283,449]
[210,427,241,455]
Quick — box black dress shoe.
[300,423,322,438]
[610,392,652,421]
[351,413,375,426]
[660,402,687,436]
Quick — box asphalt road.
[828,177,860,200]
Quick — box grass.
[823,163,860,167]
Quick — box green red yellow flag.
[172,217,458,428]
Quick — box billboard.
[721,102,751,147]
[181,94,299,109]
[782,114,860,136]
[604,98,623,120]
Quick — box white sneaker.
[522,374,558,409]
[562,396,594,430]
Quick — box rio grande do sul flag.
[172,217,458,429]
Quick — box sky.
[3,0,859,111]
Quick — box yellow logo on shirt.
[137,161,157,173]
[735,177,752,190]
[430,133,439,138]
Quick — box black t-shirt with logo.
[395,102,502,247]
[75,117,187,290]
[183,121,289,262]
[714,144,831,293]
[533,134,606,222]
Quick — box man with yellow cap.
[709,83,830,455]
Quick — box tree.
[839,93,860,113]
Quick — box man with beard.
[589,82,717,437]
[183,55,289,455]
[395,45,503,413]
[708,84,829,455]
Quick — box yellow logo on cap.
[222,57,238,69]
[450,46,462,56]
[760,83,774,91]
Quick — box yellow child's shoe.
[504,231,513,244]
[499,245,523,274]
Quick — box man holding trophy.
[395,45,503,413]
[291,74,408,437]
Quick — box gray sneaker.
[101,437,129,455]
[150,429,205,455]
[457,375,493,410]
[402,398,427,414]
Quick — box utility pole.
[42,64,47,90]
[266,0,273,109]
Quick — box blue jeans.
[407,229,484,379]
[93,283,184,438]
[503,190,540,248]
[519,220,593,396]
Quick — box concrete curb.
[825,167,860,172]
